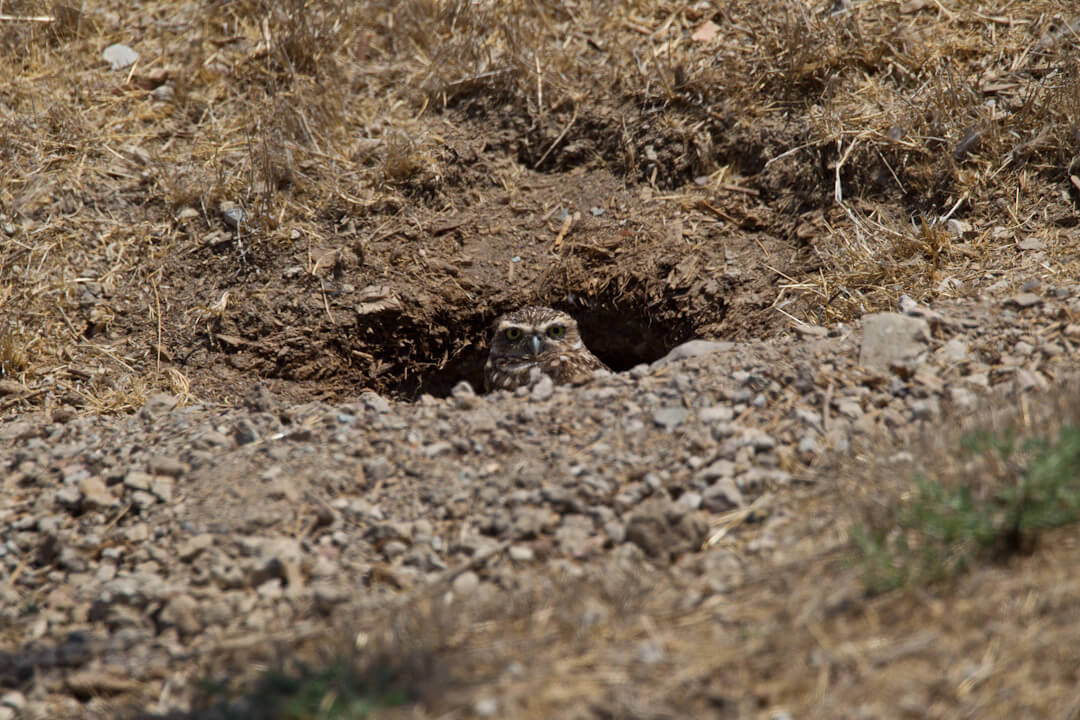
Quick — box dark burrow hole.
[414,301,697,399]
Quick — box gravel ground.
[2,285,1077,718]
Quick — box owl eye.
[546,325,566,339]
[504,327,522,341]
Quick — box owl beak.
[529,335,542,355]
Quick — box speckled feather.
[484,306,609,392]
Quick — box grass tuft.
[195,657,408,720]
[853,424,1080,594]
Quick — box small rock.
[124,470,153,492]
[636,641,666,665]
[78,476,118,510]
[1015,368,1047,392]
[702,478,743,512]
[451,570,480,597]
[859,313,931,371]
[1005,292,1042,309]
[474,698,499,717]
[603,520,626,544]
[697,459,735,483]
[55,486,83,512]
[653,406,689,430]
[652,340,734,368]
[423,441,453,458]
[738,428,776,452]
[220,202,247,229]
[0,692,26,713]
[737,468,792,491]
[625,498,708,559]
[232,419,259,445]
[148,455,186,478]
[382,540,409,560]
[139,393,178,421]
[103,43,138,70]
[359,390,391,413]
[835,399,863,419]
[910,398,940,421]
[678,491,703,510]
[508,545,534,562]
[363,457,394,483]
[937,338,969,363]
[159,594,201,636]
[698,405,734,423]
[150,475,174,503]
[130,490,158,510]
[177,534,215,561]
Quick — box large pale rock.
[859,313,931,371]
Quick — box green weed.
[196,657,408,720]
[853,425,1080,594]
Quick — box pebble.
[653,406,689,429]
[103,43,138,70]
[451,571,480,597]
[702,478,743,511]
[1005,292,1041,309]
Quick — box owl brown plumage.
[484,306,609,392]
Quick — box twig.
[535,107,578,169]
[764,141,815,168]
[153,281,163,374]
[940,192,968,223]
[0,14,55,23]
[834,137,859,204]
[552,211,577,250]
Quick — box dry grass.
[3,0,1078,409]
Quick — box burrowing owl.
[484,306,609,392]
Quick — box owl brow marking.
[496,321,532,332]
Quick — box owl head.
[488,306,583,360]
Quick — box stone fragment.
[148,455,187,478]
[859,313,931,371]
[159,594,201,636]
[1005,292,1041,309]
[124,471,153,492]
[55,486,83,512]
[232,419,259,445]
[702,478,743,512]
[508,545,534,562]
[103,43,138,70]
[312,582,349,614]
[139,393,178,421]
[78,475,119,510]
[177,534,215,561]
[697,459,735,483]
[699,405,734,423]
[451,570,480,596]
[67,669,141,696]
[653,406,689,430]
[678,491,703,510]
[625,498,708,559]
[151,476,174,503]
[652,340,734,368]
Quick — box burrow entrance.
[413,297,707,399]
